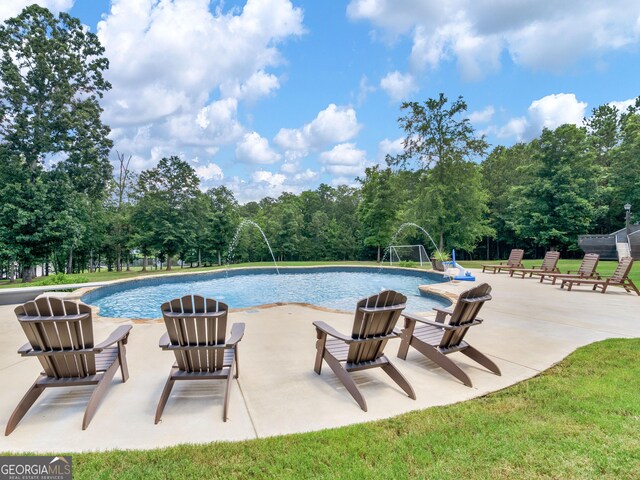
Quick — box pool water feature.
[82,267,450,319]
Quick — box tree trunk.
[218,250,222,266]
[126,253,131,271]
[67,248,73,274]
[377,245,381,263]
[21,266,33,283]
[166,256,172,270]
[89,249,95,273]
[439,231,444,252]
[142,256,147,272]
[198,249,202,267]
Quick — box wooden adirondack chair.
[560,257,639,295]
[481,249,525,274]
[155,295,245,423]
[397,283,500,387]
[5,297,132,435]
[313,290,416,412]
[538,253,600,284]
[509,251,560,278]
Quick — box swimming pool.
[82,266,450,318]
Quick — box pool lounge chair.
[538,253,600,284]
[509,251,560,278]
[397,283,499,387]
[481,249,525,274]
[5,297,132,435]
[313,290,416,412]
[155,295,245,423]
[560,257,639,295]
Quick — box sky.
[2,0,639,203]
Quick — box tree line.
[1,6,638,282]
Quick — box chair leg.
[117,341,129,382]
[461,346,501,376]
[411,340,473,387]
[223,358,236,422]
[314,331,327,375]
[5,380,45,436]
[381,360,416,400]
[234,346,240,378]
[83,359,119,430]
[323,353,367,412]
[154,372,176,424]
[397,318,416,360]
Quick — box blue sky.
[2,1,639,202]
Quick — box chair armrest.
[159,332,170,348]
[226,323,245,346]
[358,304,406,314]
[18,342,33,355]
[313,321,353,343]
[432,307,453,316]
[95,325,132,350]
[404,312,483,330]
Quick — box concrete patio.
[0,269,638,453]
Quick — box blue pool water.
[82,267,450,319]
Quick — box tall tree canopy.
[0,5,112,280]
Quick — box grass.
[44,338,639,478]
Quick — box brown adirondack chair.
[5,297,132,435]
[560,257,639,295]
[313,290,416,412]
[397,283,500,387]
[538,253,600,284]
[481,249,525,273]
[509,251,560,278]
[155,295,245,423]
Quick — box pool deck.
[0,269,638,452]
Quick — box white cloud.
[497,117,528,141]
[235,132,282,164]
[228,166,319,203]
[0,0,73,22]
[468,105,495,124]
[528,93,587,131]
[377,137,404,162]
[274,104,362,159]
[609,97,637,113]
[496,93,587,141]
[195,162,224,181]
[348,0,640,77]
[96,0,303,168]
[357,75,376,104]
[319,143,368,177]
[379,71,418,101]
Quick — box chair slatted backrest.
[439,283,492,349]
[611,257,634,283]
[15,297,96,379]
[347,290,407,364]
[540,251,560,271]
[161,295,229,373]
[507,249,525,267]
[578,253,600,276]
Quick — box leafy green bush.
[31,273,89,286]
[397,261,419,268]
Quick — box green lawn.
[48,338,639,479]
